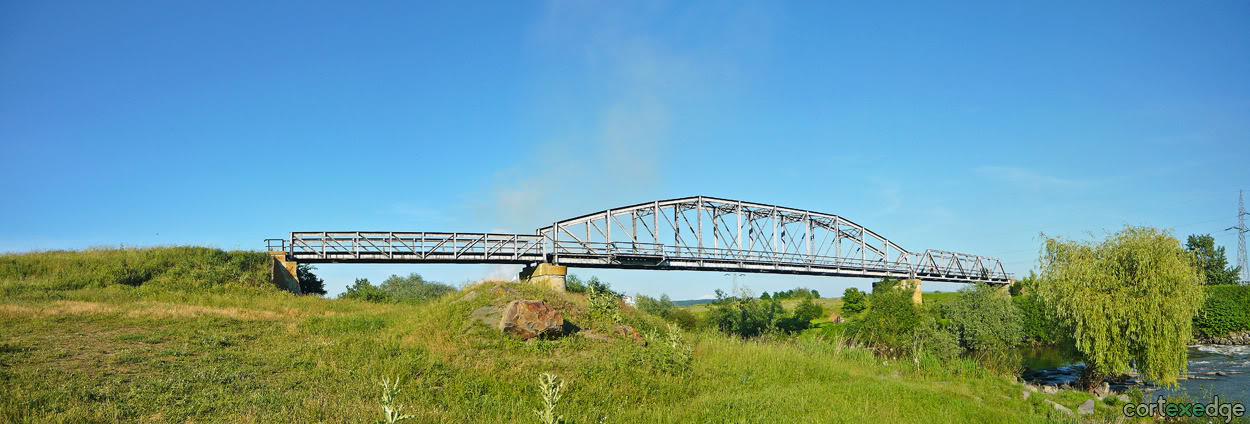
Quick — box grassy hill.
[0,248,1088,422]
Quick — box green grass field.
[0,248,1105,423]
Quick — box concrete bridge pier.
[520,263,567,292]
[901,278,923,304]
[267,251,303,294]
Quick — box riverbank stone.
[1078,400,1095,415]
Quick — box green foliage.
[792,297,824,323]
[377,376,414,424]
[1013,294,1062,345]
[852,281,923,356]
[760,292,771,300]
[341,278,390,303]
[533,373,565,424]
[912,315,962,363]
[587,283,623,325]
[565,274,616,296]
[635,294,698,330]
[944,284,1022,354]
[707,289,785,338]
[297,264,327,296]
[770,287,815,300]
[0,247,274,294]
[1193,284,1250,338]
[564,274,586,293]
[1036,226,1205,387]
[1186,234,1242,285]
[638,324,693,375]
[840,287,868,316]
[338,274,455,304]
[378,273,455,303]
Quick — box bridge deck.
[281,232,1011,284]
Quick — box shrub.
[636,294,698,330]
[1013,293,1061,345]
[638,324,693,375]
[792,297,824,323]
[841,287,868,316]
[587,283,622,325]
[1193,284,1250,338]
[707,289,783,338]
[340,278,390,303]
[944,284,1022,354]
[378,273,455,303]
[297,264,327,295]
[337,274,455,304]
[852,281,923,356]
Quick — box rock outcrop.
[499,300,564,340]
[1196,330,1250,345]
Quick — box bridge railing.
[288,232,546,263]
[547,240,1011,281]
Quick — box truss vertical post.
[697,196,703,253]
[736,201,743,251]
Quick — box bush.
[841,287,868,316]
[793,297,824,323]
[852,281,923,356]
[337,273,454,304]
[587,283,623,325]
[944,284,1022,353]
[943,284,1023,374]
[637,324,693,375]
[297,264,327,295]
[636,294,698,330]
[1013,294,1061,345]
[339,278,390,303]
[707,289,784,338]
[1194,284,1250,338]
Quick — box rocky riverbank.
[1195,330,1250,345]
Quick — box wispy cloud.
[475,2,775,233]
[974,166,1088,190]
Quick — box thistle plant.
[378,376,414,424]
[533,372,565,424]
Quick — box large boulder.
[500,300,564,339]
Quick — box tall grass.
[0,247,275,296]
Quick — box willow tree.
[1036,226,1204,388]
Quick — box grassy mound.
[0,247,276,296]
[0,249,1098,422]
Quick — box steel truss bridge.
[271,196,1013,284]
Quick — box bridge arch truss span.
[536,196,1011,283]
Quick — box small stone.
[1021,390,1031,400]
[1078,400,1095,415]
[1216,371,1229,377]
[1043,385,1059,394]
[614,324,645,345]
[1117,394,1130,403]
[1025,384,1039,393]
[1093,382,1110,398]
[1046,400,1073,416]
[453,290,480,303]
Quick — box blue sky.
[3,1,1248,299]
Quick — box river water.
[1020,345,1249,405]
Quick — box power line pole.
[1227,190,1249,283]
